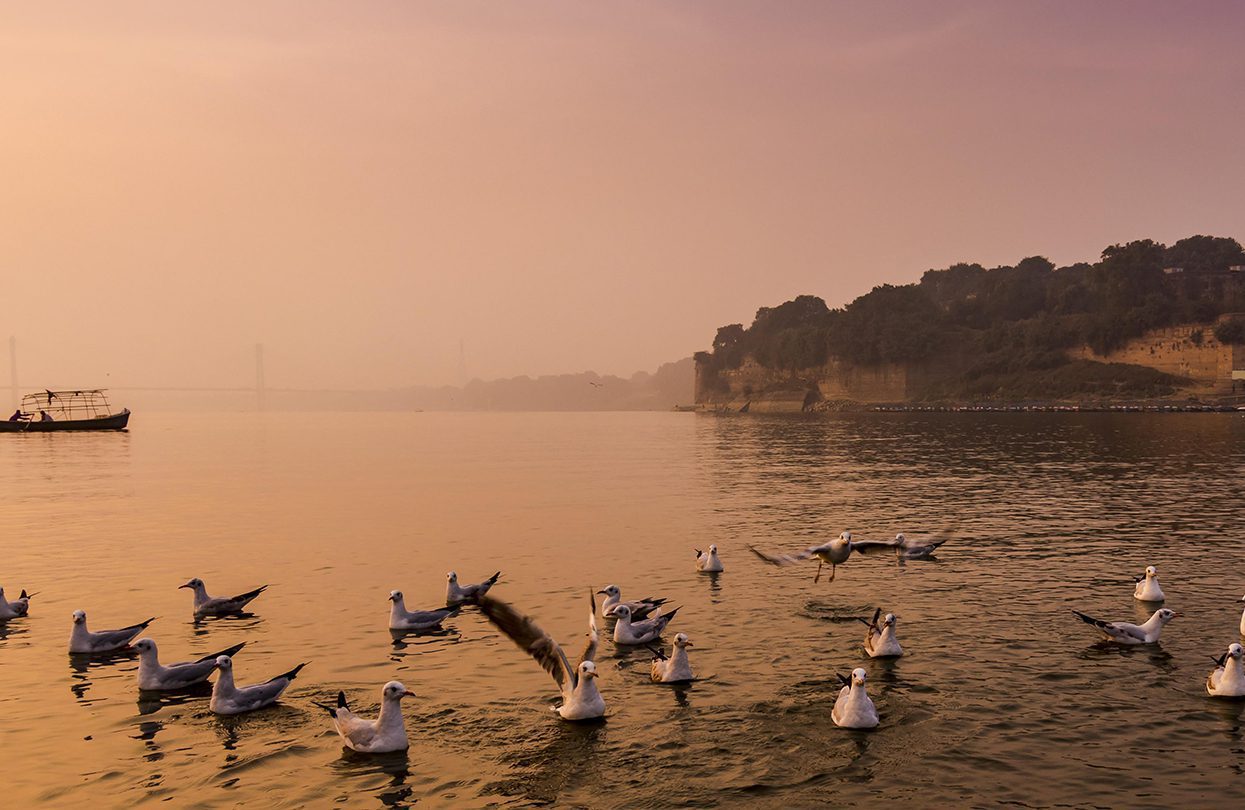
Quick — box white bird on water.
[1206,643,1245,698]
[210,655,306,715]
[0,586,35,620]
[179,578,268,618]
[133,638,247,690]
[649,633,695,682]
[1072,607,1178,645]
[388,590,460,631]
[476,591,605,721]
[859,609,903,658]
[832,668,879,729]
[611,603,680,646]
[68,610,156,654]
[317,682,414,753]
[695,545,724,573]
[596,585,668,620]
[445,571,501,606]
[888,532,950,559]
[1133,566,1165,602]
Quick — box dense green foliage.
[698,235,1245,398]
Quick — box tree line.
[696,235,1245,397]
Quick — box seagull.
[888,532,951,559]
[611,603,679,646]
[446,571,501,606]
[649,633,695,682]
[0,587,35,620]
[596,585,668,620]
[750,531,891,582]
[859,609,903,658]
[1206,643,1245,697]
[388,590,460,631]
[1071,608,1178,645]
[210,656,306,715]
[133,638,247,690]
[695,545,724,573]
[476,591,605,721]
[316,682,413,753]
[1133,566,1165,602]
[68,610,156,654]
[179,578,268,618]
[832,668,879,729]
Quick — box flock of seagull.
[4,532,1245,755]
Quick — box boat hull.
[0,409,130,432]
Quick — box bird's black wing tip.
[337,690,348,709]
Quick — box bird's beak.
[1172,612,1183,617]
[400,690,415,700]
[596,590,608,595]
[685,641,694,647]
[177,584,191,589]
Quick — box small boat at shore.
[1,390,130,432]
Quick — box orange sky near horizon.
[2,1,1244,390]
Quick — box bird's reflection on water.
[329,749,414,809]
[1077,641,1178,673]
[190,613,263,637]
[136,683,213,716]
[68,650,136,703]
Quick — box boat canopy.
[20,389,118,420]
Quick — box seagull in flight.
[1071,607,1178,645]
[179,578,268,618]
[69,610,156,654]
[317,682,414,753]
[476,590,605,720]
[210,655,306,715]
[749,531,891,582]
[446,571,501,606]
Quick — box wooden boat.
[1,390,130,432]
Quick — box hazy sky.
[3,1,1244,390]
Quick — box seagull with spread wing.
[476,590,604,721]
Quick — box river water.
[2,411,1245,808]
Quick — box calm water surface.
[2,411,1245,808]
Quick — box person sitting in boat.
[39,409,54,422]
[8,409,28,421]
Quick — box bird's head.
[1230,643,1244,660]
[179,578,203,590]
[596,585,619,597]
[72,609,86,625]
[851,667,868,686]
[215,655,233,671]
[383,681,413,701]
[388,590,403,603]
[446,572,457,583]
[579,661,598,679]
[612,604,631,620]
[674,633,691,648]
[1145,565,1158,578]
[709,544,718,554]
[1156,608,1178,623]
[895,533,906,542]
[133,638,156,655]
[883,613,897,627]
[839,531,853,542]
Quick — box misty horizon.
[4,2,1245,391]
